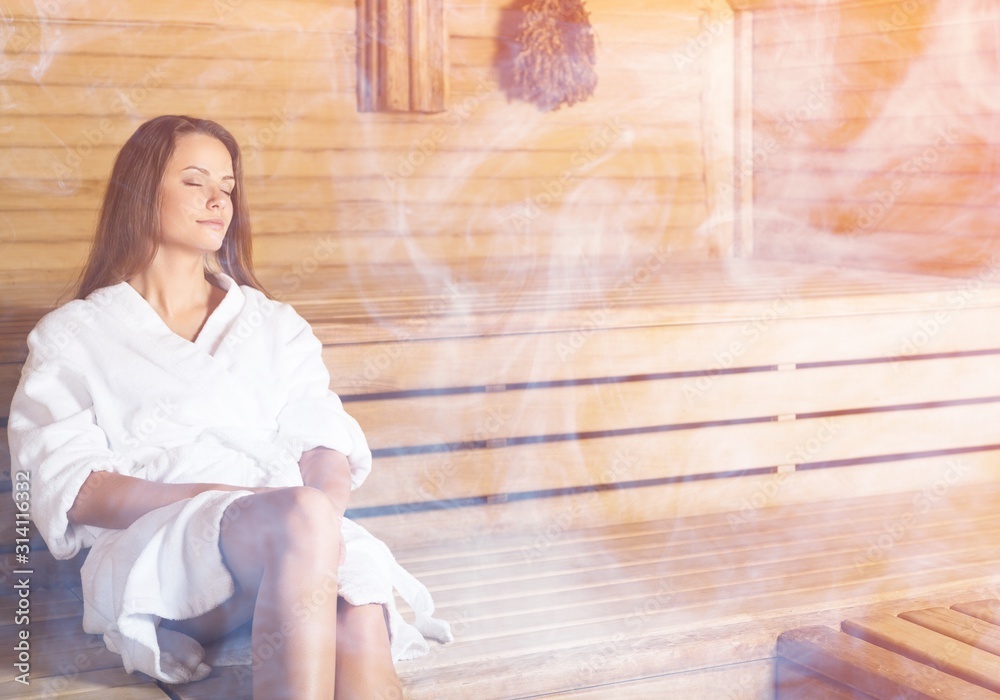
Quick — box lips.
[198,218,226,231]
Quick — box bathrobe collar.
[89,271,245,357]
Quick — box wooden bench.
[776,600,1000,698]
[5,258,1000,698]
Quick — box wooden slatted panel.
[0,0,726,277]
[776,660,865,700]
[411,546,1000,659]
[349,401,1000,507]
[0,609,169,697]
[169,658,778,700]
[537,659,775,699]
[842,615,1000,693]
[7,323,1000,505]
[384,481,1000,699]
[953,600,1000,627]
[319,299,1000,392]
[899,608,1000,657]
[776,626,996,699]
[345,352,1000,450]
[752,0,1000,274]
[6,260,997,392]
[10,475,1000,699]
[0,667,170,699]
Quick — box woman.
[7,115,450,698]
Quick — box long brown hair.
[73,115,270,300]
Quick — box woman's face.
[158,133,235,255]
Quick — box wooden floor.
[4,481,1000,699]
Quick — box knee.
[246,486,341,554]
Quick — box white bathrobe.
[6,271,451,684]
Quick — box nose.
[208,187,227,209]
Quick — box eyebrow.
[182,165,235,182]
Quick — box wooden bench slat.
[412,561,1000,670]
[6,261,1000,368]
[413,516,1000,604]
[353,402,1000,507]
[394,485,1000,576]
[841,614,1000,694]
[404,580,1000,700]
[0,589,81,625]
[348,352,1000,451]
[539,658,775,699]
[310,293,1000,350]
[776,625,995,700]
[776,658,871,700]
[414,539,1000,663]
[899,607,1000,657]
[0,619,127,684]
[361,452,1000,552]
[164,666,251,700]
[425,540,1000,646]
[325,304,1000,394]
[0,666,169,699]
[953,600,1000,627]
[388,480,1000,560]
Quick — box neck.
[128,250,215,318]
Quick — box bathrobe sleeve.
[273,306,373,489]
[7,322,124,560]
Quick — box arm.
[67,471,254,531]
[298,446,353,517]
[275,307,373,493]
[299,447,352,565]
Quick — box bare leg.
[335,600,403,700]
[166,487,342,699]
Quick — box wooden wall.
[0,0,736,313]
[751,0,1000,275]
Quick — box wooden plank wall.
[0,0,735,313]
[751,0,1000,276]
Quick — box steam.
[4,0,1000,695]
[752,0,1000,272]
